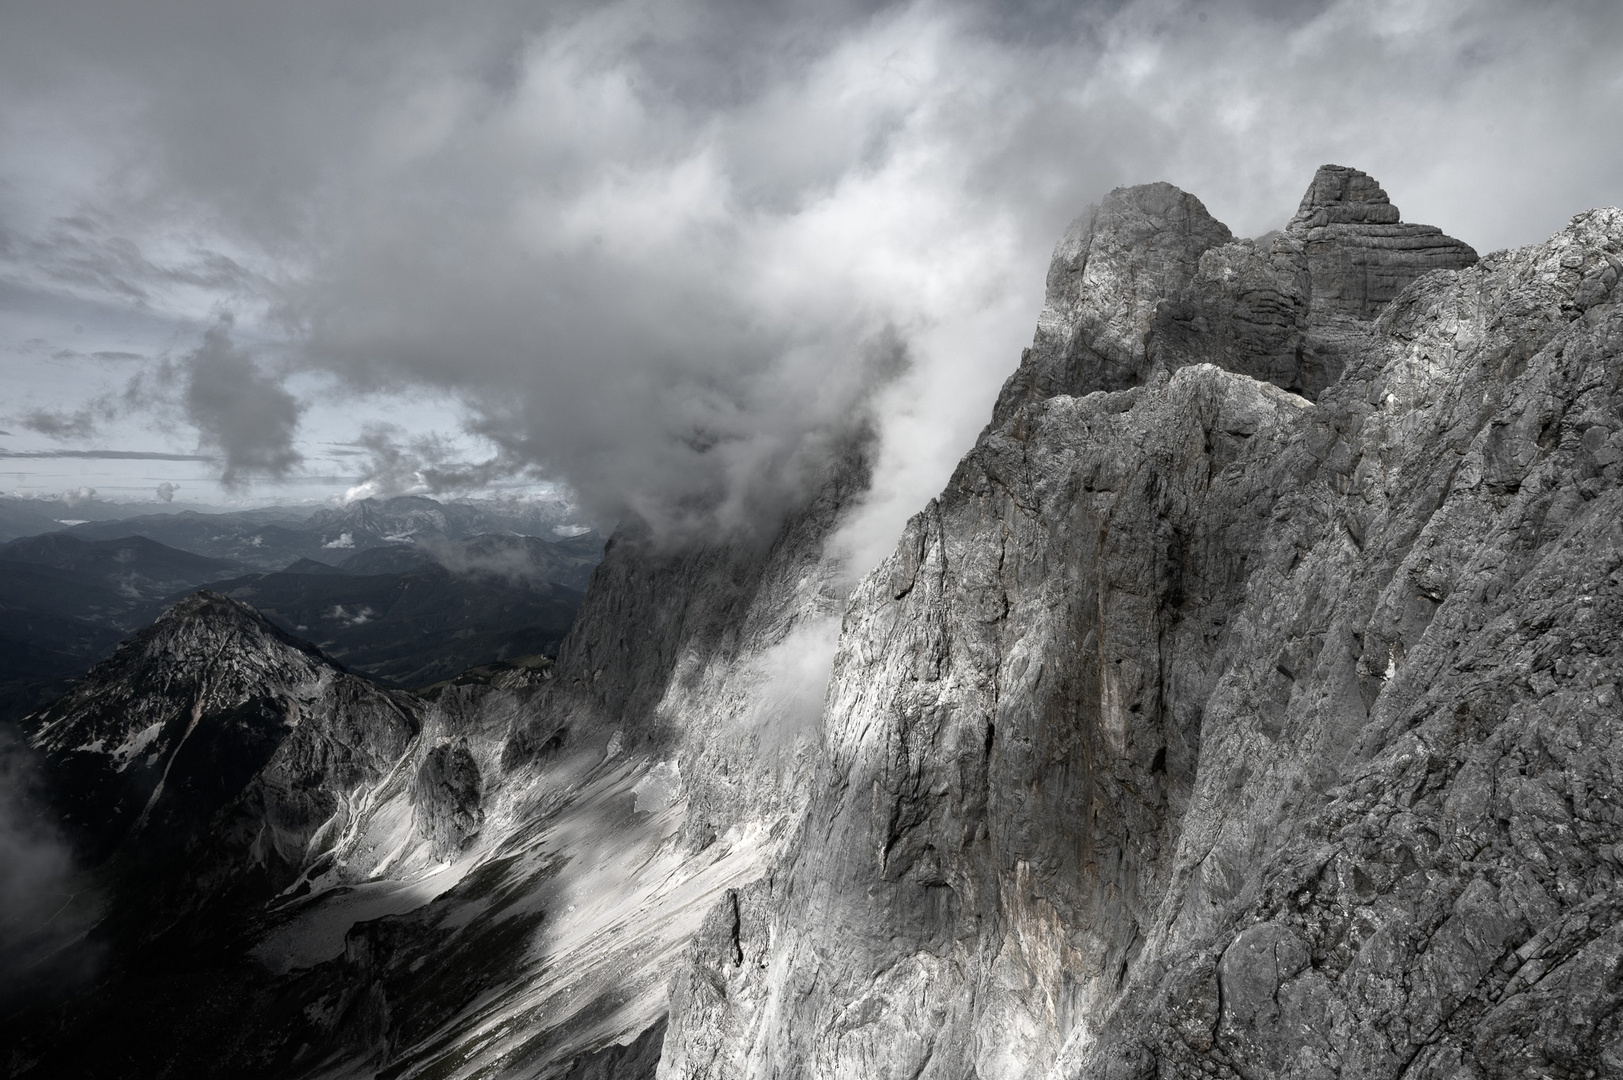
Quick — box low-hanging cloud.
[0,731,94,1009]
[340,423,518,505]
[3,0,1622,553]
[18,407,101,440]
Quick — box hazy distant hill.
[0,532,246,596]
[0,533,251,716]
[220,573,578,686]
[204,541,593,687]
[56,494,594,571]
[0,498,90,542]
[0,506,605,715]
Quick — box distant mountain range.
[0,496,604,716]
[51,493,593,571]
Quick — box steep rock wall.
[662,178,1623,1080]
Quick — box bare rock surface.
[1287,164,1479,319]
[660,178,1623,1080]
[992,182,1235,423]
[413,737,485,857]
[1001,165,1479,411]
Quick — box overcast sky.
[3,0,1621,551]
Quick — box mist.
[0,730,94,1012]
[3,0,1622,558]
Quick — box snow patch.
[253,868,465,973]
[111,721,165,770]
[632,760,682,814]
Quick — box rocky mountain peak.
[1281,162,1478,320]
[658,179,1623,1080]
[141,588,313,646]
[990,180,1233,424]
[1288,163,1403,228]
[24,590,416,869]
[992,164,1483,413]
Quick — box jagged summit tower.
[1287,163,1478,318]
[993,163,1478,415]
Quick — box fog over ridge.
[2,0,1620,557]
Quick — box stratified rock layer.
[662,178,1623,1079]
[1288,164,1479,319]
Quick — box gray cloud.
[17,407,100,440]
[339,423,520,504]
[0,213,269,316]
[0,448,209,461]
[2,0,1621,545]
[179,318,302,487]
[0,731,93,1008]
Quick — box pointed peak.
[152,588,268,627]
[134,589,333,665]
[1290,164,1403,229]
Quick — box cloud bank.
[3,0,1621,551]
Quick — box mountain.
[2,593,426,1070]
[0,509,603,714]
[204,556,586,687]
[0,498,96,543]
[60,510,369,570]
[6,166,1623,1080]
[0,532,246,597]
[1,418,867,1077]
[0,534,249,718]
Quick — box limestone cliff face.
[662,171,1623,1080]
[533,433,870,851]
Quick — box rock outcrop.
[1287,164,1480,319]
[661,172,1623,1080]
[999,165,1478,414]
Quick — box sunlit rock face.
[662,175,1623,1080]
